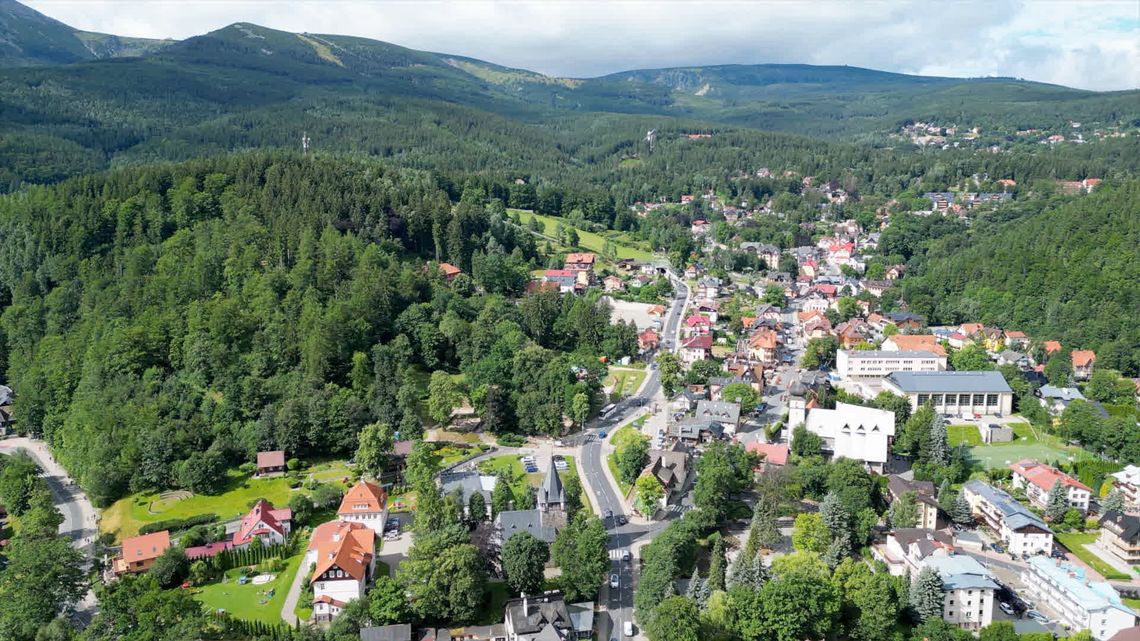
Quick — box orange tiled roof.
[338,480,387,516]
[1071,350,1096,367]
[122,531,170,564]
[309,521,375,583]
[885,335,946,356]
[1010,460,1091,493]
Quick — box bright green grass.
[477,454,580,504]
[1124,597,1140,614]
[605,368,647,397]
[965,441,1093,470]
[948,424,983,446]
[511,209,655,261]
[195,552,306,624]
[606,425,648,495]
[1055,532,1130,581]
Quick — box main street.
[0,436,99,624]
[580,267,689,640]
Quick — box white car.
[609,574,619,589]
[998,602,1014,615]
[624,621,635,637]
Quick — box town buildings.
[886,475,942,530]
[233,499,292,547]
[1098,511,1140,566]
[836,349,946,380]
[882,371,1013,417]
[114,530,171,575]
[924,554,998,632]
[1021,557,1136,640]
[881,334,947,357]
[503,591,595,641]
[1110,465,1140,509]
[1010,459,1092,514]
[256,450,286,476]
[962,480,1053,556]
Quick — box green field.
[101,460,354,541]
[1055,532,1130,581]
[963,422,1094,470]
[477,454,580,504]
[195,552,307,624]
[948,424,982,447]
[511,209,655,261]
[605,368,647,397]
[606,425,649,495]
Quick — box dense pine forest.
[0,154,639,506]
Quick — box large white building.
[1011,459,1092,514]
[924,554,998,632]
[789,386,895,472]
[306,520,377,622]
[962,480,1053,556]
[836,349,947,380]
[882,371,1013,417]
[1021,556,1137,640]
[1110,465,1140,510]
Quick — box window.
[932,394,943,405]
[972,394,984,405]
[945,394,957,405]
[986,394,998,406]
[918,394,930,405]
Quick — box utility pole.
[301,131,311,155]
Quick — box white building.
[1011,459,1092,514]
[307,521,377,622]
[336,479,389,535]
[836,349,947,380]
[882,371,1013,417]
[962,480,1053,556]
[788,386,895,473]
[1021,556,1137,640]
[1110,465,1140,510]
[924,553,998,632]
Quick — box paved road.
[0,436,99,625]
[580,269,689,639]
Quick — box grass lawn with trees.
[477,454,581,501]
[511,210,655,261]
[194,552,308,624]
[1055,533,1130,581]
[947,425,982,447]
[604,368,647,398]
[101,460,357,541]
[606,425,649,495]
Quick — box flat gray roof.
[886,371,1012,394]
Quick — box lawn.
[102,471,297,541]
[1124,597,1140,614]
[195,552,307,624]
[101,460,362,541]
[511,209,655,261]
[605,368,647,397]
[1055,532,1130,581]
[606,425,648,495]
[948,424,982,447]
[963,422,1094,470]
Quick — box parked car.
[991,543,1004,554]
[598,430,608,438]
[1026,610,1048,623]
[623,621,634,637]
[999,602,1014,615]
[622,550,631,562]
[610,574,619,589]
[617,515,627,525]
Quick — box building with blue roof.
[1021,556,1137,640]
[962,480,1053,556]
[924,553,999,631]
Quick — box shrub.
[139,513,218,535]
[238,462,256,475]
[497,433,527,447]
[286,458,301,471]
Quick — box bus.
[600,403,618,420]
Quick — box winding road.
[0,436,99,625]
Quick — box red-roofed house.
[234,499,293,548]
[683,314,713,337]
[1043,340,1062,356]
[114,531,171,575]
[1011,460,1092,514]
[748,329,780,365]
[1003,330,1029,349]
[638,329,660,353]
[958,323,984,337]
[564,253,596,273]
[680,335,712,366]
[337,480,388,534]
[603,275,625,292]
[1071,350,1097,380]
[257,450,286,476]
[438,262,462,283]
[307,521,376,622]
[647,304,666,317]
[813,283,838,299]
[185,541,234,560]
[747,442,790,473]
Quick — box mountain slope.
[902,181,1140,374]
[0,0,171,66]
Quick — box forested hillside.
[0,0,171,66]
[902,180,1140,374]
[0,154,639,506]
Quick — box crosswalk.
[608,548,633,561]
[666,504,693,514]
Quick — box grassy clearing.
[476,454,580,504]
[194,552,306,624]
[1124,597,1140,614]
[1055,532,1130,581]
[606,425,648,495]
[605,368,647,397]
[948,424,982,447]
[964,422,1093,470]
[511,209,655,261]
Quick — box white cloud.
[24,0,1140,90]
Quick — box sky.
[25,0,1140,91]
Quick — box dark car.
[616,515,627,525]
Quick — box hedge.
[139,513,218,535]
